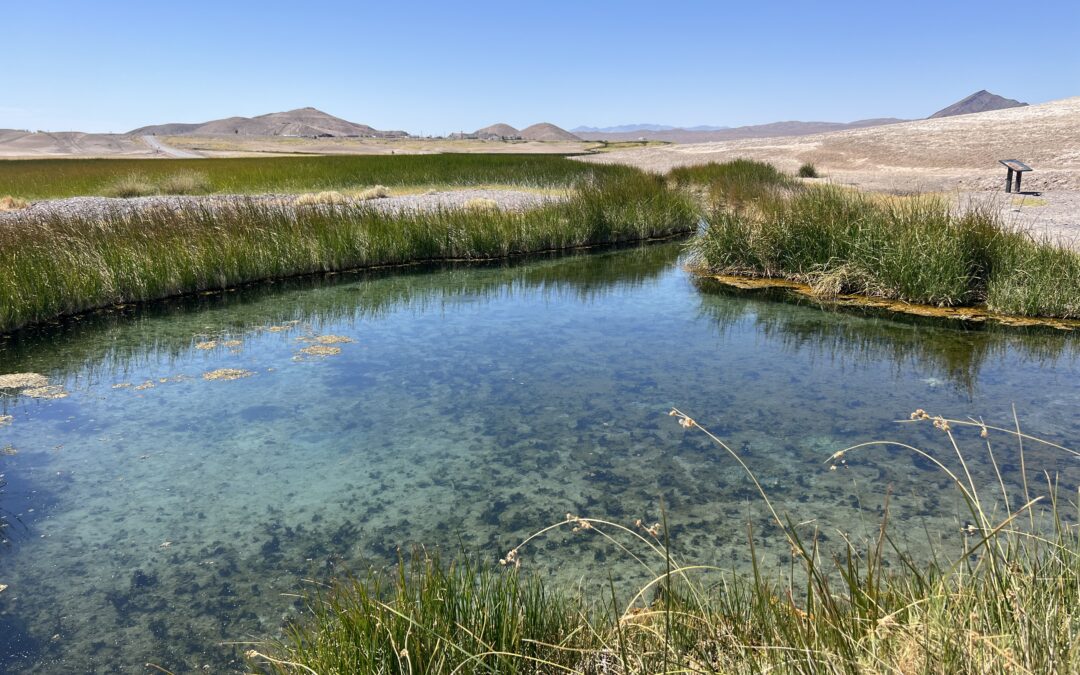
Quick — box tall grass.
[0,171,696,333]
[0,154,635,200]
[669,159,794,206]
[252,410,1078,673]
[687,161,1080,318]
[250,553,589,674]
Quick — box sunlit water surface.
[0,242,1077,672]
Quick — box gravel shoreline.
[0,189,561,224]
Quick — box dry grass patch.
[1012,196,1049,207]
[0,196,29,211]
[293,191,349,207]
[463,197,500,210]
[102,173,157,198]
[159,171,211,195]
[353,185,390,200]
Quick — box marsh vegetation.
[684,161,1080,319]
[0,154,633,200]
[0,169,694,333]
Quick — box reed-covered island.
[677,160,1080,320]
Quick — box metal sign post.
[998,159,1032,193]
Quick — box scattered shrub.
[354,185,390,200]
[101,174,157,198]
[668,159,796,206]
[158,171,211,195]
[797,162,819,178]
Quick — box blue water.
[0,242,1077,672]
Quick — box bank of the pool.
[252,412,1079,675]
[679,160,1080,321]
[0,171,696,334]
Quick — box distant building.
[476,131,522,141]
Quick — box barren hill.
[475,123,519,137]
[577,118,906,143]
[0,130,149,157]
[130,107,407,138]
[930,90,1027,118]
[519,123,581,142]
[582,97,1080,192]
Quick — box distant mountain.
[929,90,1027,118]
[572,123,733,133]
[129,107,408,138]
[572,124,676,133]
[574,123,734,132]
[518,123,581,141]
[576,118,907,143]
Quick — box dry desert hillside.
[584,97,1080,193]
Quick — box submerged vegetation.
[686,161,1080,319]
[0,170,695,333]
[253,411,1079,674]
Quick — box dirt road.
[141,135,202,159]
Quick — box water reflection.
[695,277,1080,393]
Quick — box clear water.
[0,242,1077,672]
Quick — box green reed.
[252,410,1078,674]
[686,161,1080,318]
[0,154,633,200]
[0,171,695,333]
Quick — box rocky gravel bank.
[0,189,561,224]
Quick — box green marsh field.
[0,154,629,200]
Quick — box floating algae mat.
[0,242,1077,672]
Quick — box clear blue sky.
[3,0,1078,134]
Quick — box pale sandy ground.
[582,97,1080,246]
[162,135,595,156]
[0,132,598,159]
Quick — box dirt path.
[140,135,202,159]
